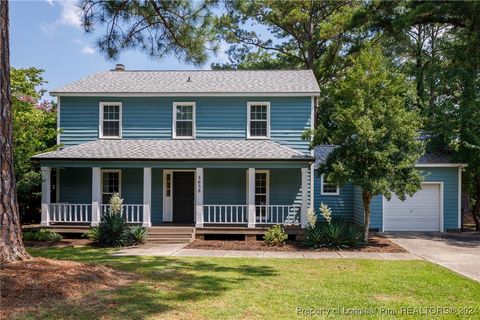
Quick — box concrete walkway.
[385,232,480,282]
[113,243,418,260]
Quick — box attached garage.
[383,183,442,232]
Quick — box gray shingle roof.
[314,145,460,168]
[33,140,313,161]
[50,70,320,96]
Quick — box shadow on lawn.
[25,247,277,319]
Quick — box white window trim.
[255,170,270,205]
[320,174,340,196]
[101,169,122,204]
[172,102,196,139]
[99,102,122,139]
[247,102,270,139]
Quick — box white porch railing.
[256,205,301,225]
[101,204,143,223]
[203,205,248,224]
[49,203,92,223]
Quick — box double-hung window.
[247,102,270,139]
[100,102,122,138]
[102,170,121,204]
[173,102,195,138]
[321,174,340,195]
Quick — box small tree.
[316,46,424,241]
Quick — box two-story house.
[33,65,465,238]
[33,66,319,238]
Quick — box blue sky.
[10,0,230,99]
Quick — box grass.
[15,247,480,319]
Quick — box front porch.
[40,166,310,229]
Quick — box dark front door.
[172,172,195,223]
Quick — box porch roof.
[33,139,313,162]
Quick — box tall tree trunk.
[0,0,29,263]
[362,190,372,242]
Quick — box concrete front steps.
[147,226,195,244]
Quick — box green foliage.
[87,193,148,247]
[305,221,361,249]
[214,0,364,83]
[315,45,424,240]
[79,0,217,65]
[23,229,63,242]
[89,212,130,248]
[11,67,58,221]
[263,225,288,246]
[128,226,149,246]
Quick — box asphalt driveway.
[385,232,480,282]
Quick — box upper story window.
[321,174,340,195]
[173,102,195,139]
[247,102,270,139]
[99,102,122,138]
[102,169,121,204]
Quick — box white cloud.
[41,0,82,35]
[81,46,95,55]
[59,1,81,28]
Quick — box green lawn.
[18,247,480,319]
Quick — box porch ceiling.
[33,139,313,162]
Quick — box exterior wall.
[315,167,459,231]
[422,167,459,230]
[58,168,92,203]
[204,169,246,205]
[313,170,354,221]
[58,167,143,205]
[151,169,163,225]
[270,168,303,206]
[354,167,460,231]
[59,96,311,153]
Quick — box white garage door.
[384,184,441,232]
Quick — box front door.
[172,172,195,223]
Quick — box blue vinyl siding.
[353,167,460,230]
[352,188,382,229]
[59,96,311,153]
[120,168,143,204]
[270,169,303,206]
[151,169,163,225]
[313,169,354,221]
[204,169,246,205]
[58,168,92,203]
[353,186,363,225]
[422,167,459,230]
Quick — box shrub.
[264,224,288,246]
[87,193,130,247]
[305,221,361,249]
[89,211,130,247]
[128,226,149,245]
[23,229,63,242]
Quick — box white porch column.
[248,168,256,228]
[301,167,308,227]
[143,167,152,227]
[195,168,204,227]
[91,167,101,226]
[40,167,51,226]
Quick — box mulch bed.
[23,238,93,248]
[186,234,406,253]
[0,257,133,319]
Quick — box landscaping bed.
[186,234,406,253]
[24,238,93,248]
[0,257,133,319]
